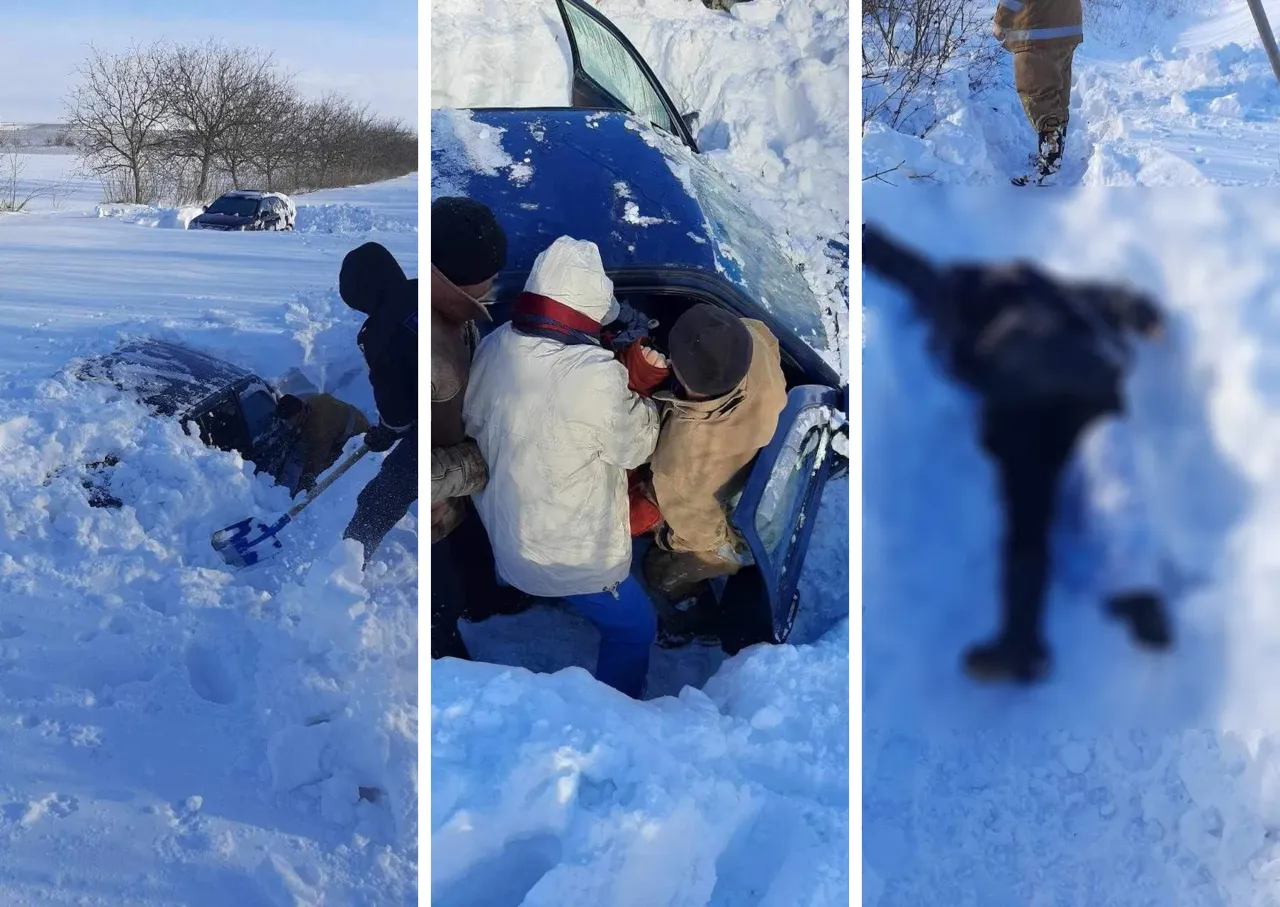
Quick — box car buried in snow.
[71,339,303,504]
[190,189,297,232]
[431,0,849,652]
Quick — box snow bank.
[295,203,418,235]
[432,622,848,906]
[95,203,205,229]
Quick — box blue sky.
[0,1,417,126]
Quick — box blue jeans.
[563,576,657,699]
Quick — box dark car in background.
[190,190,296,232]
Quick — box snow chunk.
[621,201,665,227]
[95,204,203,229]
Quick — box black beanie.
[432,197,507,288]
[668,304,754,398]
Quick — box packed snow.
[864,187,1280,903]
[862,0,1280,185]
[431,0,849,904]
[0,152,418,905]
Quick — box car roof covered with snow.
[75,339,255,417]
[431,108,833,364]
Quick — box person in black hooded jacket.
[338,241,419,561]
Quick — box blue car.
[432,0,847,650]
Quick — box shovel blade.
[212,517,284,568]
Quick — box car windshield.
[206,196,259,217]
[681,152,831,355]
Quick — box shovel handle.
[283,443,372,521]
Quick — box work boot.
[1035,121,1067,179]
[962,636,1051,685]
[1011,121,1068,186]
[1107,591,1173,650]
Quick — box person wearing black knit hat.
[427,196,512,661]
[642,303,789,647]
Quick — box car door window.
[238,383,278,446]
[731,385,839,639]
[557,0,688,144]
[194,394,250,454]
[755,405,830,557]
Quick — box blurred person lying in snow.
[863,224,1173,685]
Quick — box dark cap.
[431,197,507,288]
[668,304,754,398]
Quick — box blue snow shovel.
[211,443,371,568]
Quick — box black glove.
[364,423,401,453]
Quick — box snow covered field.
[431,1,850,904]
[865,188,1280,904]
[862,0,1280,185]
[0,152,418,905]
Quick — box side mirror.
[682,111,700,132]
[202,205,209,212]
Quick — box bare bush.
[862,0,1001,136]
[64,40,417,205]
[0,130,67,212]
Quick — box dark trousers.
[431,533,471,659]
[343,428,418,561]
[980,401,1101,651]
[431,499,507,660]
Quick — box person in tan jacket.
[994,0,1084,183]
[430,196,507,660]
[643,304,788,633]
[275,393,370,492]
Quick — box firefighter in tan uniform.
[994,0,1083,183]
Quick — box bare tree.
[160,40,277,200]
[862,0,1000,135]
[63,39,416,204]
[242,75,303,191]
[64,42,169,204]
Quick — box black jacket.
[339,243,417,432]
[862,225,1162,414]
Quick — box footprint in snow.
[185,644,239,705]
[0,620,24,640]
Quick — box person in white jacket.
[462,236,663,698]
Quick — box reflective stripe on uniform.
[1000,24,1083,42]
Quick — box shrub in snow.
[862,0,1002,139]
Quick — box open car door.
[554,0,700,151]
[726,384,844,650]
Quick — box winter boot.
[1012,121,1067,186]
[1107,591,1173,650]
[962,635,1051,684]
[655,586,720,649]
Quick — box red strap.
[513,292,602,337]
